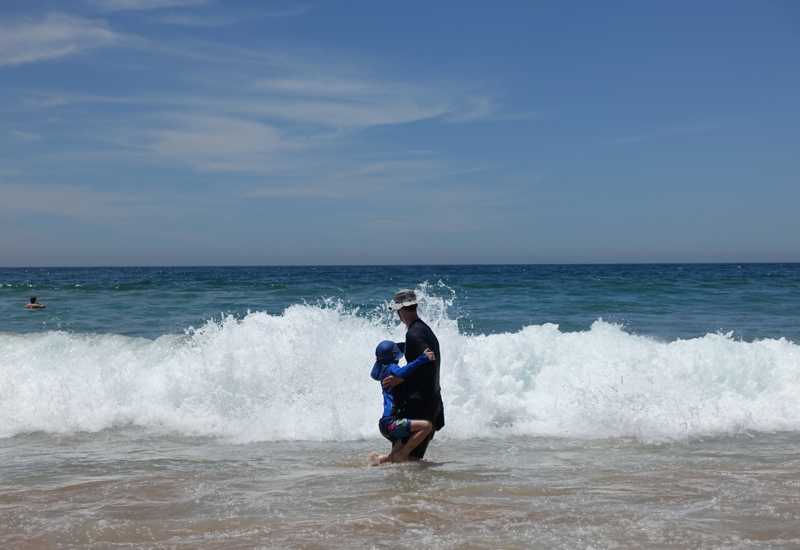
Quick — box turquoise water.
[2,264,798,341]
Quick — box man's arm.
[382,349,435,389]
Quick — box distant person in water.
[26,297,45,309]
[382,289,444,461]
[370,340,436,465]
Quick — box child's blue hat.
[374,340,405,368]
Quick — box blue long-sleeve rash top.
[370,354,431,418]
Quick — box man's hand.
[382,375,404,390]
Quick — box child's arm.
[388,348,435,378]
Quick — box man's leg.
[403,398,442,460]
[406,431,431,460]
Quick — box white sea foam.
[2,293,799,442]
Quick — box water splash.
[2,288,799,442]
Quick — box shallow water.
[2,431,800,549]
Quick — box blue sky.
[1,0,798,266]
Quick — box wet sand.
[2,430,799,549]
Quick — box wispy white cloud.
[17,58,462,128]
[88,0,208,12]
[7,130,42,143]
[153,13,240,27]
[362,213,479,235]
[0,13,126,66]
[155,4,310,26]
[244,187,343,199]
[249,75,453,127]
[358,187,521,235]
[444,97,499,122]
[603,134,657,145]
[255,75,406,97]
[144,114,296,172]
[603,121,731,145]
[666,122,728,134]
[249,97,450,128]
[0,166,24,177]
[0,181,156,221]
[5,31,509,183]
[452,107,550,123]
[21,94,72,109]
[31,67,479,174]
[350,159,453,177]
[243,157,492,199]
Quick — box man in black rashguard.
[385,289,444,460]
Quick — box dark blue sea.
[3,263,798,341]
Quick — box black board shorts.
[403,396,444,459]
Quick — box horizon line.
[2,261,799,269]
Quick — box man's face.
[396,308,408,326]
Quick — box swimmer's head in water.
[30,297,37,304]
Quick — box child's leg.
[392,420,432,463]
[387,439,404,462]
[370,440,404,466]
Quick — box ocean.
[1,264,799,549]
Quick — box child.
[369,340,435,464]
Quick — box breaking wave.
[2,292,799,442]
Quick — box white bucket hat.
[388,289,423,310]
